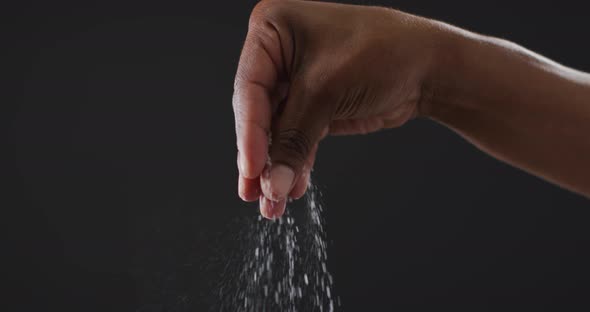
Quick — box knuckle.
[250,0,287,29]
[274,128,311,165]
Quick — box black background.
[5,0,590,311]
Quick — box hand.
[233,0,444,218]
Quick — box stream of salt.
[218,182,340,311]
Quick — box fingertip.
[288,143,316,199]
[289,171,309,200]
[260,164,296,201]
[238,177,249,201]
[239,175,262,202]
[259,196,272,219]
[259,196,286,220]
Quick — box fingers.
[239,175,262,202]
[260,196,287,220]
[235,1,326,220]
[233,12,285,179]
[234,85,272,179]
[289,142,319,199]
[261,141,319,219]
[260,79,330,203]
[237,152,261,201]
[290,171,310,200]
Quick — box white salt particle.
[221,181,339,311]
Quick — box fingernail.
[259,196,272,219]
[269,164,295,201]
[259,196,286,220]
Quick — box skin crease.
[232,0,590,219]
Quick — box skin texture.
[232,0,590,219]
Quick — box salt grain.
[218,182,340,311]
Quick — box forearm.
[422,27,590,196]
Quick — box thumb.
[260,80,330,204]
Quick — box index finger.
[233,15,284,179]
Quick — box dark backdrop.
[5,0,590,311]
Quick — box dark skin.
[233,0,590,219]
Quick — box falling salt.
[217,181,341,311]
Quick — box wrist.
[418,24,549,124]
[417,23,482,121]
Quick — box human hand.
[233,0,445,218]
